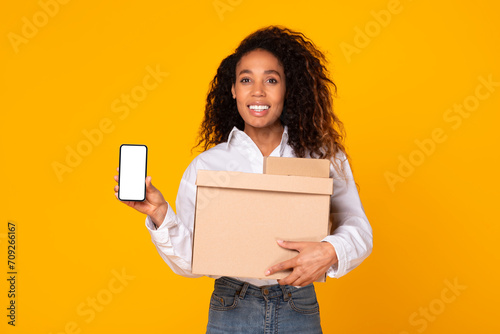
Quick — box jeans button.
[263,289,269,296]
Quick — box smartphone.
[118,144,148,201]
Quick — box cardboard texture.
[192,158,333,281]
[263,156,331,178]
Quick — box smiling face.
[231,49,286,134]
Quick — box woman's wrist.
[321,241,338,264]
[151,202,168,228]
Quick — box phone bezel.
[118,144,148,201]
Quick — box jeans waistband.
[215,276,301,301]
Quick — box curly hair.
[195,25,350,177]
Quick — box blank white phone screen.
[119,145,147,201]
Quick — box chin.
[245,119,281,130]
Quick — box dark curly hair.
[195,25,350,177]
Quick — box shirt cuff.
[145,202,177,243]
[321,236,347,278]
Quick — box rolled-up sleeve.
[321,152,373,278]
[145,160,202,278]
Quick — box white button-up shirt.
[146,126,373,286]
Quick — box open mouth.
[248,105,270,111]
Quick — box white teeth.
[249,105,270,110]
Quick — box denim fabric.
[206,277,322,334]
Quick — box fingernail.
[277,239,283,244]
[265,270,270,275]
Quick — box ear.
[231,83,236,99]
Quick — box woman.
[114,26,372,333]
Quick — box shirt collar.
[278,126,289,156]
[225,126,240,147]
[226,126,289,153]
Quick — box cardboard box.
[263,156,331,178]
[192,158,333,281]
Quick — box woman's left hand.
[265,240,338,287]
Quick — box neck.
[244,122,284,157]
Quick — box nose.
[251,81,266,97]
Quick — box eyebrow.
[238,69,282,78]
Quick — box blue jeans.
[206,277,323,334]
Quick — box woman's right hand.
[113,168,168,228]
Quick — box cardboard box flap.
[196,170,333,196]
[264,156,331,178]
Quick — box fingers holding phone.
[114,145,168,227]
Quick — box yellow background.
[1,0,499,333]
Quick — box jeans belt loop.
[281,285,292,301]
[238,282,250,299]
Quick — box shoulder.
[182,142,230,178]
[327,150,352,180]
[192,142,230,166]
